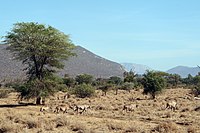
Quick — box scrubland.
[0,88,199,133]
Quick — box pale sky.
[1,0,200,71]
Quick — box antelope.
[54,104,72,114]
[165,101,177,111]
[73,104,91,114]
[123,104,138,112]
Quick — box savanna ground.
[0,88,200,133]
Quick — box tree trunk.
[152,93,156,99]
[115,89,118,95]
[36,97,42,105]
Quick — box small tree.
[108,76,122,95]
[98,84,112,96]
[142,71,166,99]
[63,77,76,88]
[120,82,135,93]
[123,69,136,83]
[75,74,93,84]
[4,22,75,104]
[73,83,95,98]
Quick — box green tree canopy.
[142,71,166,99]
[75,74,93,85]
[4,22,75,80]
[4,22,75,104]
[123,70,137,83]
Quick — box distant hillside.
[0,45,125,83]
[59,46,125,78]
[121,63,152,74]
[167,66,200,78]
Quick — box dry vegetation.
[0,88,200,133]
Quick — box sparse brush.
[26,118,42,129]
[153,122,179,133]
[0,124,13,133]
[107,122,124,131]
[124,126,139,133]
[69,121,86,132]
[0,90,10,99]
[0,122,23,133]
[42,119,55,131]
[53,116,70,128]
[187,126,196,133]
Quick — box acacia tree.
[142,71,166,99]
[75,74,93,85]
[4,22,75,104]
[108,76,122,95]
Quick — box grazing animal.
[194,106,200,111]
[123,104,138,112]
[40,106,51,112]
[64,93,70,100]
[73,104,91,114]
[194,97,200,100]
[54,104,71,114]
[165,101,177,111]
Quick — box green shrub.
[73,83,95,98]
[75,74,93,84]
[142,71,166,99]
[98,84,112,96]
[191,85,200,96]
[0,90,10,99]
[63,77,76,87]
[120,82,135,92]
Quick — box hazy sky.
[1,0,200,71]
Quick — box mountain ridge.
[0,45,125,83]
[121,63,152,74]
[167,65,200,78]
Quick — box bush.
[0,89,13,99]
[63,77,76,87]
[98,84,112,96]
[75,74,93,84]
[153,122,178,133]
[191,85,200,96]
[120,82,135,92]
[13,79,59,104]
[142,71,166,99]
[73,83,95,98]
[0,90,9,99]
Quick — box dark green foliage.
[165,74,181,88]
[123,70,136,83]
[3,22,75,104]
[94,78,108,86]
[108,76,122,85]
[4,22,75,81]
[98,84,112,96]
[0,90,11,98]
[142,71,166,99]
[14,79,58,101]
[63,77,76,87]
[192,86,200,96]
[107,76,122,95]
[182,74,194,85]
[190,74,200,96]
[120,82,135,92]
[73,83,95,98]
[75,74,93,84]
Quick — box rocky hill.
[121,63,152,74]
[0,45,125,83]
[167,66,200,78]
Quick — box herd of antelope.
[39,92,181,115]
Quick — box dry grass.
[0,88,199,133]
